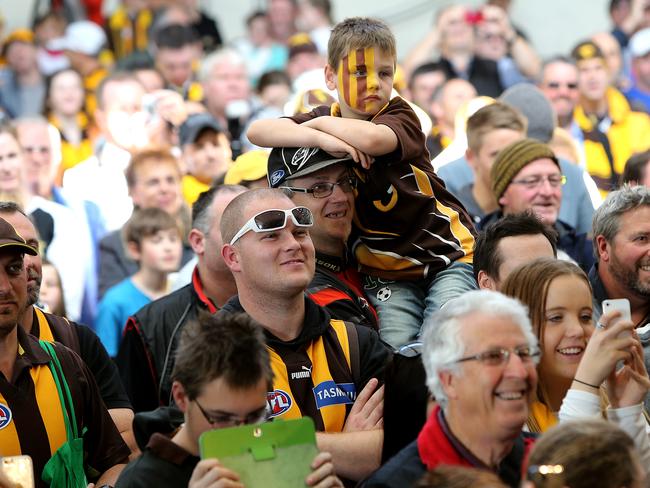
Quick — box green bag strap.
[39,340,79,440]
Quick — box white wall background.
[3,0,612,62]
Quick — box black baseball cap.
[267,147,353,188]
[179,113,222,146]
[0,217,38,255]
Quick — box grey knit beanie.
[499,84,556,143]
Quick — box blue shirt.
[96,278,151,356]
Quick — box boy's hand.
[317,132,374,169]
[306,452,343,487]
[188,459,243,488]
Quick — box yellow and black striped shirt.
[0,326,129,487]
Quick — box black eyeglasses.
[195,399,270,428]
[229,206,314,245]
[455,345,540,366]
[281,176,357,199]
[545,81,578,90]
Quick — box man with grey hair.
[362,290,539,487]
[590,185,650,325]
[116,184,245,412]
[15,115,102,324]
[199,48,252,158]
[589,186,650,410]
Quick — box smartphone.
[1,455,35,488]
[602,298,632,338]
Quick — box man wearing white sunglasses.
[220,188,390,483]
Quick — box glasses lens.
[311,183,334,198]
[292,207,313,225]
[340,177,356,192]
[254,210,287,231]
[483,350,507,365]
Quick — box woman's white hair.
[420,290,537,409]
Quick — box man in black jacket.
[116,184,245,412]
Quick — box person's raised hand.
[606,339,650,408]
[574,310,636,388]
[188,459,243,488]
[305,452,344,488]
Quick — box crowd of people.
[0,0,650,487]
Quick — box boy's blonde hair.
[327,17,396,69]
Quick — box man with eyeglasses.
[116,313,343,488]
[219,188,390,482]
[538,57,581,134]
[480,138,595,272]
[267,147,378,328]
[362,290,539,488]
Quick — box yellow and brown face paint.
[337,47,382,113]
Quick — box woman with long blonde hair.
[502,258,649,432]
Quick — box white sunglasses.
[229,207,314,245]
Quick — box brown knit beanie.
[491,139,559,201]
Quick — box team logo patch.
[288,147,319,171]
[290,365,312,380]
[0,403,12,430]
[313,381,356,409]
[376,286,391,301]
[267,389,292,418]
[270,169,285,187]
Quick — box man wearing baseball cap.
[179,112,232,204]
[0,216,130,486]
[571,40,650,196]
[624,27,650,112]
[480,138,594,272]
[268,147,378,328]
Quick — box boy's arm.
[302,116,398,157]
[247,118,372,166]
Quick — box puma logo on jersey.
[290,365,313,380]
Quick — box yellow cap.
[224,150,269,185]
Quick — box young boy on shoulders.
[248,17,477,349]
[96,207,183,356]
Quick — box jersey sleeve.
[372,100,426,163]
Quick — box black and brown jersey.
[291,97,477,281]
[220,297,389,434]
[0,327,129,487]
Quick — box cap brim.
[0,241,38,256]
[181,122,222,146]
[285,156,353,181]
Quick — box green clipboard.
[199,417,318,487]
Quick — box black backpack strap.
[343,321,360,386]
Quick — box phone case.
[603,299,632,322]
[2,455,35,488]
[199,417,318,488]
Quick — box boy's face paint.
[337,47,393,115]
